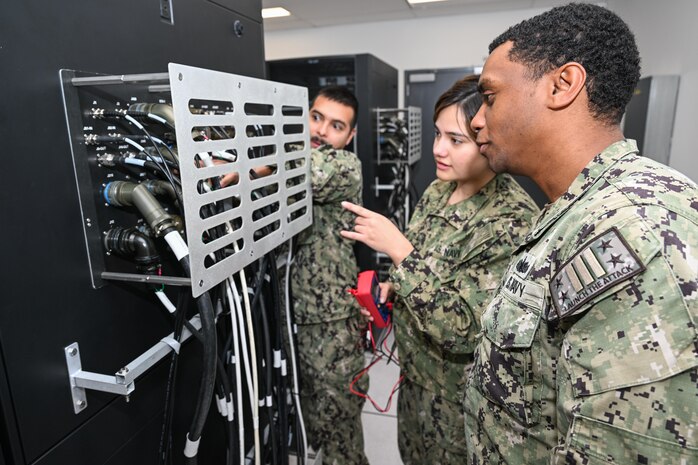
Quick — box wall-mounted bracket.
[64,313,203,414]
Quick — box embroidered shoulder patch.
[549,227,645,320]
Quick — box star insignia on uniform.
[559,290,569,302]
[555,276,563,287]
[598,239,613,252]
[516,257,531,274]
[607,253,623,268]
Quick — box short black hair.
[490,3,641,125]
[311,86,359,128]
[433,74,481,138]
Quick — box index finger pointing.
[341,201,373,218]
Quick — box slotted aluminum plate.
[169,63,312,297]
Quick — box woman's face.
[433,104,493,186]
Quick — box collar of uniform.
[315,143,335,154]
[426,174,499,229]
[525,139,639,243]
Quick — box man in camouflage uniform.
[465,4,698,464]
[341,76,539,464]
[291,86,369,465]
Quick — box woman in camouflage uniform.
[341,75,539,464]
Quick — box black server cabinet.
[0,1,264,464]
[267,54,399,270]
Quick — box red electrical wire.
[349,321,403,413]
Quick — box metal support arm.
[64,314,202,414]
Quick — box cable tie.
[264,273,271,282]
[123,137,146,153]
[216,396,228,417]
[197,151,214,167]
[124,114,144,130]
[258,398,265,407]
[124,157,146,167]
[281,359,287,377]
[147,113,168,125]
[183,434,201,458]
[164,230,189,261]
[266,395,273,407]
[160,336,181,354]
[273,350,281,368]
[155,290,176,313]
[227,400,234,422]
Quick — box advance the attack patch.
[549,227,645,320]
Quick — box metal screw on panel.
[233,20,244,37]
[117,367,129,374]
[67,347,78,356]
[76,400,86,409]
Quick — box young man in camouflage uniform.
[465,4,698,464]
[341,76,539,464]
[291,86,369,465]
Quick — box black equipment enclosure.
[267,54,399,271]
[0,0,264,464]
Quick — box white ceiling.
[261,0,597,31]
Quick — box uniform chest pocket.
[472,286,543,427]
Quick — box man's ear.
[549,62,586,110]
[345,127,356,147]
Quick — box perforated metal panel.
[406,106,422,165]
[375,107,421,165]
[169,63,312,297]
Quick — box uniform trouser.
[397,379,468,465]
[297,315,369,465]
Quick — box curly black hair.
[490,2,641,125]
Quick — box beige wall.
[609,0,698,180]
[265,1,698,180]
[264,7,548,106]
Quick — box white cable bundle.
[285,238,308,464]
[226,279,246,465]
[236,260,261,465]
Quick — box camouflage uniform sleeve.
[391,221,519,354]
[551,212,698,463]
[310,146,362,204]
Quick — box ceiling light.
[262,7,291,19]
[407,0,449,4]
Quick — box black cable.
[159,288,189,465]
[258,292,278,465]
[137,127,184,213]
[267,250,289,465]
[282,240,305,463]
[178,255,217,465]
[181,303,236,465]
[96,108,176,131]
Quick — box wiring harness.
[95,103,305,465]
